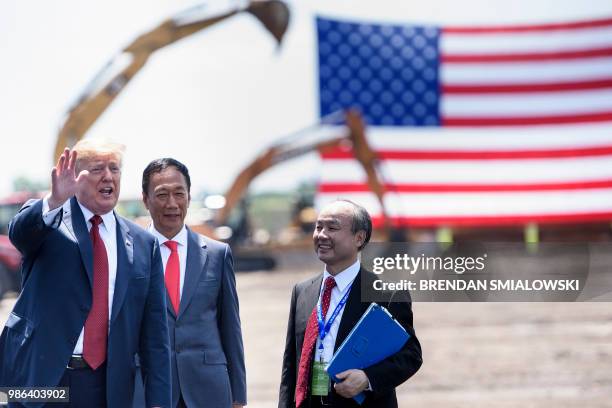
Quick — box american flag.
[315,15,612,227]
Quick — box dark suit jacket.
[279,267,422,408]
[0,197,171,408]
[135,228,246,408]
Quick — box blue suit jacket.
[135,228,246,408]
[0,197,171,408]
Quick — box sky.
[2,0,612,200]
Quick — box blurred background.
[2,0,612,406]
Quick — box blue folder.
[326,303,410,404]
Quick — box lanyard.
[317,281,352,347]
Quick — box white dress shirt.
[314,259,360,365]
[148,224,188,297]
[42,196,118,355]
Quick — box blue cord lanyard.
[317,281,352,351]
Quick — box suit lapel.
[68,197,94,288]
[176,228,207,319]
[58,201,77,243]
[298,275,323,334]
[110,214,133,324]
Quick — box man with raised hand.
[1,140,171,408]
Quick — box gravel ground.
[237,269,612,408]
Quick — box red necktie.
[164,241,180,314]
[296,276,336,408]
[83,215,109,370]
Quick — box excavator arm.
[54,0,289,161]
[215,110,391,234]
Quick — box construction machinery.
[184,109,390,270]
[209,109,389,236]
[53,0,290,161]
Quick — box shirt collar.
[148,224,188,248]
[77,200,115,231]
[323,259,360,293]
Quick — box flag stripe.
[443,17,612,34]
[442,78,612,94]
[442,46,612,63]
[442,89,612,117]
[321,145,612,160]
[316,190,612,217]
[441,57,612,85]
[369,213,612,227]
[349,125,612,150]
[319,180,612,193]
[320,156,612,184]
[441,26,612,55]
[442,111,612,126]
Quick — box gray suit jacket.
[136,228,246,407]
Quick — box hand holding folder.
[326,303,410,404]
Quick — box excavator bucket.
[247,0,290,45]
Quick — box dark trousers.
[53,363,107,407]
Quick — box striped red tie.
[164,240,180,314]
[295,276,336,407]
[83,215,109,370]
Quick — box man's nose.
[166,194,178,208]
[316,228,329,239]
[102,167,113,180]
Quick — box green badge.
[311,361,330,396]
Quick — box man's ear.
[355,230,366,249]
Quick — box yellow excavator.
[53,0,290,161]
[211,109,389,234]
[187,109,390,270]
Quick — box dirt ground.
[2,261,612,408]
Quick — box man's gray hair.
[336,199,372,251]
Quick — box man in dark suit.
[0,141,171,408]
[279,200,422,408]
[134,158,246,408]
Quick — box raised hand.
[48,148,89,210]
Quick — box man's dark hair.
[337,199,372,251]
[142,158,191,194]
